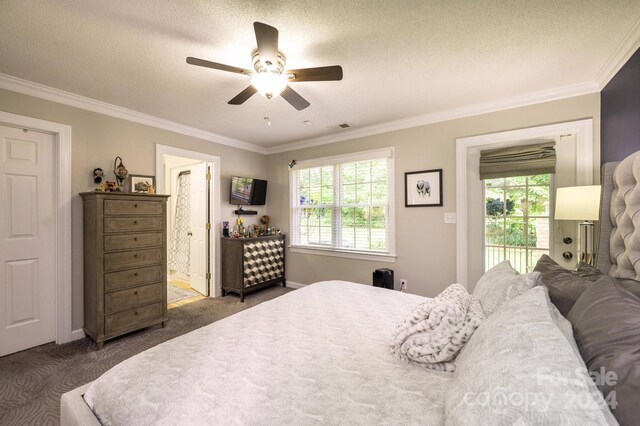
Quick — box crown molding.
[595,15,640,89]
[0,73,266,154]
[0,73,604,157]
[266,81,600,154]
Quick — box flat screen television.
[229,176,267,205]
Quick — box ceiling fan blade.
[186,57,251,75]
[288,65,343,82]
[254,22,279,68]
[281,86,310,111]
[228,86,258,105]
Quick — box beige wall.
[0,88,269,330]
[0,87,601,331]
[267,93,601,298]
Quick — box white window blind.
[289,149,395,258]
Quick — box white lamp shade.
[555,185,601,221]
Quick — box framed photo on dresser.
[129,175,156,193]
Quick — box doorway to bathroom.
[156,145,221,309]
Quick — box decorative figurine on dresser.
[221,234,286,302]
[80,191,170,349]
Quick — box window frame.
[289,148,396,263]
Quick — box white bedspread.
[84,281,453,425]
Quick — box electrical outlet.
[400,279,408,292]
[444,212,457,224]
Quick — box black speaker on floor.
[373,268,394,290]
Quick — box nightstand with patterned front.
[221,234,286,302]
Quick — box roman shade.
[479,141,556,180]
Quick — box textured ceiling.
[1,0,640,150]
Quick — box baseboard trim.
[286,281,307,289]
[71,329,86,341]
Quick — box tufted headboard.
[595,149,640,279]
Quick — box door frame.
[455,118,594,287]
[155,145,221,297]
[0,110,73,344]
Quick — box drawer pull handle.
[134,204,138,208]
[134,237,138,241]
[134,291,138,296]
[134,254,138,258]
[134,272,138,276]
[134,311,138,316]
[134,220,138,224]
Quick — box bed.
[64,282,455,424]
[61,150,640,425]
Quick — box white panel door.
[0,125,56,356]
[189,162,208,296]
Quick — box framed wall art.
[129,175,156,193]
[405,169,443,207]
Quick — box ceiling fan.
[186,22,343,111]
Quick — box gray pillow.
[577,263,640,297]
[567,275,640,426]
[576,262,606,281]
[473,260,541,316]
[533,254,592,316]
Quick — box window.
[484,174,551,273]
[289,149,395,261]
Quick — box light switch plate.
[444,212,456,223]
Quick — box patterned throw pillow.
[445,287,617,425]
[472,260,541,316]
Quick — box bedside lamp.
[555,185,601,265]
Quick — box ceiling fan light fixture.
[187,23,340,110]
[251,72,288,99]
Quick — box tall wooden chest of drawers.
[221,234,286,302]
[80,192,170,349]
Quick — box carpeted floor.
[0,286,292,425]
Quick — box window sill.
[289,246,397,263]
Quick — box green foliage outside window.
[295,158,388,252]
[485,175,550,248]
